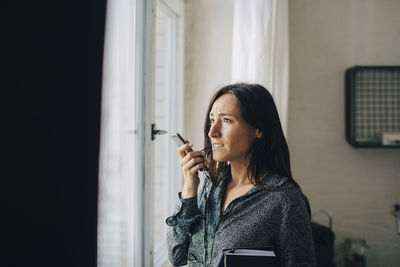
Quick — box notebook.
[214,247,279,267]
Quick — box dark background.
[4,1,107,266]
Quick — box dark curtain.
[3,0,107,266]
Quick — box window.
[97,0,184,266]
[152,0,184,266]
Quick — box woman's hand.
[178,141,208,199]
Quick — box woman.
[166,83,316,266]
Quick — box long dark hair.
[203,83,298,187]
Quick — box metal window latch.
[151,123,167,140]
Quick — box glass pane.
[153,5,173,267]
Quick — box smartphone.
[171,133,207,171]
[171,133,192,154]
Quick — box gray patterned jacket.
[166,172,316,267]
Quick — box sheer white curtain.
[97,0,138,266]
[231,0,290,135]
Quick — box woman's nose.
[208,121,221,138]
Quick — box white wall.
[288,0,400,266]
[183,0,233,146]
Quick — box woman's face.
[208,94,260,164]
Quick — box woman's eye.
[223,118,232,123]
[209,119,215,124]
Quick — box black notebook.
[214,247,279,267]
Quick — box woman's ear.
[255,129,263,139]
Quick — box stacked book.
[215,247,278,267]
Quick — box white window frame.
[160,0,185,232]
[97,0,183,266]
[137,0,184,266]
[152,0,185,266]
[135,0,156,267]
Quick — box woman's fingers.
[188,161,207,175]
[185,150,205,160]
[177,140,206,199]
[177,141,207,182]
[183,156,208,175]
[178,142,193,158]
[180,152,206,174]
[180,151,205,167]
